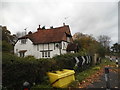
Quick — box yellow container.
[47,69,75,88]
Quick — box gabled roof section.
[18,25,72,44]
[66,43,79,52]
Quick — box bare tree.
[97,35,111,48]
[16,31,25,38]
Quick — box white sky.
[0,0,119,44]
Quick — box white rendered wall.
[14,39,69,59]
[14,39,41,59]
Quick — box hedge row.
[2,53,93,89]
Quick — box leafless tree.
[97,35,111,48]
[16,31,25,38]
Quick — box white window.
[21,39,27,44]
[55,43,62,49]
[48,51,50,57]
[37,45,39,51]
[19,50,27,57]
[42,52,44,57]
[19,52,25,57]
[42,51,51,58]
[45,52,47,57]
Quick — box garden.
[2,52,95,89]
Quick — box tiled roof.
[19,25,72,44]
[66,43,79,51]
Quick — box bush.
[53,53,80,70]
[2,52,93,89]
[2,41,13,52]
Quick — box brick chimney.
[28,31,32,34]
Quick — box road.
[86,67,119,89]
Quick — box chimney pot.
[39,25,40,28]
[63,23,65,26]
[28,31,32,34]
[50,26,53,29]
[37,25,41,31]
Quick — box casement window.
[48,51,50,57]
[37,45,39,51]
[45,52,47,57]
[42,51,51,58]
[21,39,27,44]
[19,50,27,57]
[20,52,25,57]
[55,43,62,49]
[42,52,44,57]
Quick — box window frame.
[19,52,25,57]
[45,51,47,57]
[48,51,50,57]
[21,39,27,44]
[42,52,44,57]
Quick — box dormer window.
[21,39,27,44]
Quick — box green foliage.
[31,76,52,89]
[2,52,93,89]
[75,66,98,82]
[3,53,50,89]
[2,53,76,89]
[96,44,106,57]
[2,26,15,44]
[68,80,79,88]
[2,41,13,52]
[0,40,2,52]
[53,53,80,70]
[92,66,101,70]
[111,43,120,57]
[73,33,108,57]
[75,58,116,86]
[78,48,87,56]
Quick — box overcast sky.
[0,0,119,45]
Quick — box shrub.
[2,41,13,52]
[2,52,93,89]
[53,53,80,70]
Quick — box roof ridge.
[18,25,71,44]
[37,25,69,31]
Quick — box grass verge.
[31,58,116,89]
[69,58,116,88]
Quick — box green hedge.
[2,53,92,89]
[2,53,55,89]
